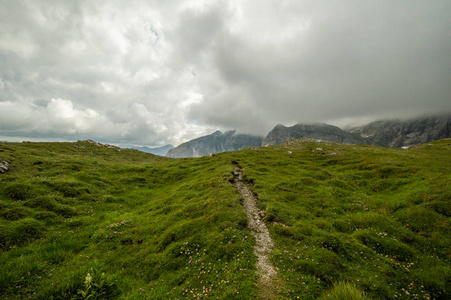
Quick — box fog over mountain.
[166,130,263,158]
[1,1,450,147]
[165,113,451,158]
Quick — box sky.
[1,0,450,147]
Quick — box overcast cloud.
[1,0,450,146]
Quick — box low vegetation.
[319,281,369,300]
[0,138,449,299]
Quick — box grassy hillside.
[229,139,450,299]
[0,139,450,299]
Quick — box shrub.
[77,269,119,300]
[43,267,119,300]
[319,281,370,300]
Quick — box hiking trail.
[232,164,278,299]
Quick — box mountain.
[166,130,263,158]
[133,144,174,156]
[350,114,451,148]
[263,114,451,148]
[166,114,451,159]
[262,123,360,146]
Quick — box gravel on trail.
[233,167,278,299]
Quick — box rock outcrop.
[0,161,9,174]
[84,139,122,150]
[166,130,263,158]
[263,123,360,146]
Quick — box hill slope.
[1,139,450,299]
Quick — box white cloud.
[0,99,107,136]
[181,92,203,108]
[45,98,106,134]
[47,98,76,119]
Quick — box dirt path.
[233,166,278,299]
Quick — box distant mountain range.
[166,114,451,158]
[350,114,451,147]
[133,144,174,156]
[166,130,263,158]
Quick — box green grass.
[231,139,451,299]
[319,281,369,300]
[0,138,450,299]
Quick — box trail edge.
[232,164,278,299]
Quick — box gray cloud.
[1,0,450,146]
[189,0,451,134]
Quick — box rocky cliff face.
[166,130,263,158]
[351,114,451,148]
[263,114,451,149]
[263,123,360,146]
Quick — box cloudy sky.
[1,0,450,147]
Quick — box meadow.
[0,138,449,299]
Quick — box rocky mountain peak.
[263,123,359,146]
[166,130,263,158]
[352,114,451,148]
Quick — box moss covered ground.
[0,138,450,299]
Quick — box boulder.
[0,161,9,174]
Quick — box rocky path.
[233,166,278,299]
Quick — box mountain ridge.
[350,114,451,147]
[263,122,360,146]
[168,113,451,157]
[133,144,174,156]
[166,130,263,158]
